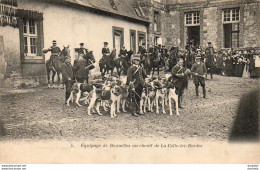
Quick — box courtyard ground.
[0,75,258,142]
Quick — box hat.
[53,40,57,44]
[142,43,145,46]
[133,54,141,61]
[80,43,84,46]
[104,42,108,45]
[195,56,201,60]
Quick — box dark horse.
[150,48,162,77]
[141,52,151,75]
[83,51,96,83]
[169,49,178,72]
[114,50,132,77]
[46,46,70,88]
[99,49,116,77]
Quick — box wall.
[243,2,260,48]
[18,0,147,73]
[165,0,260,50]
[0,26,21,77]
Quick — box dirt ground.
[0,75,258,142]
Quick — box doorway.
[187,26,200,47]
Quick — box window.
[138,31,146,51]
[130,30,136,53]
[185,12,200,26]
[224,23,239,48]
[19,10,44,62]
[154,11,160,32]
[23,19,37,57]
[223,8,240,23]
[113,26,124,57]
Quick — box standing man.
[127,54,147,117]
[61,56,75,104]
[73,53,88,83]
[102,42,110,58]
[171,57,189,108]
[205,42,215,79]
[44,40,61,67]
[191,56,207,98]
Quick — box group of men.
[45,40,209,117]
[45,40,94,102]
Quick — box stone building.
[164,0,260,50]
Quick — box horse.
[169,49,178,72]
[46,46,70,88]
[99,49,116,77]
[83,51,96,83]
[150,48,162,78]
[205,54,217,79]
[142,53,151,75]
[114,54,123,77]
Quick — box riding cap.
[53,40,57,44]
[195,56,202,60]
[142,43,145,46]
[208,42,212,45]
[104,42,108,45]
[80,43,84,46]
[133,54,141,61]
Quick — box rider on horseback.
[119,45,127,57]
[102,42,110,59]
[44,40,61,68]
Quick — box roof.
[63,0,150,23]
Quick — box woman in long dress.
[242,51,250,78]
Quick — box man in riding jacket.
[119,45,127,57]
[44,40,61,67]
[73,52,88,83]
[191,56,207,98]
[102,42,110,58]
[171,57,188,109]
[127,54,147,117]
[78,43,88,59]
[205,42,215,79]
[61,56,75,103]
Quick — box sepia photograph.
[0,0,259,164]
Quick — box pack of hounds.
[66,74,181,118]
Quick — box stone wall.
[201,7,218,49]
[165,10,181,49]
[243,2,260,48]
[164,0,260,50]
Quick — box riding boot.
[65,91,70,103]
[131,91,139,117]
[202,86,206,98]
[178,95,184,109]
[195,86,199,96]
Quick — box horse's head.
[110,49,116,58]
[85,51,95,63]
[59,45,70,61]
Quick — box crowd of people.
[43,40,259,116]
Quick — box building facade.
[165,0,260,50]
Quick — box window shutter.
[18,18,25,63]
[36,18,44,57]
